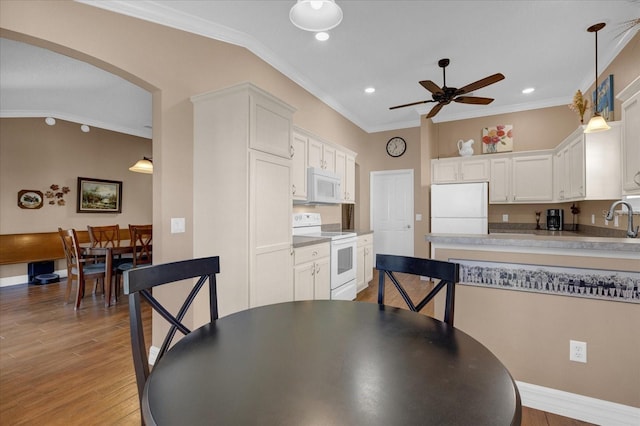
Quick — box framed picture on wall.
[77,177,122,213]
[592,74,614,121]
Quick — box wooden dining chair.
[123,256,221,409]
[58,228,108,310]
[376,254,460,326]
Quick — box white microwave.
[306,167,342,204]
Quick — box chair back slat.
[87,225,121,247]
[376,254,459,326]
[123,256,221,409]
[128,224,152,267]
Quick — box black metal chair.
[123,256,221,409]
[376,254,459,326]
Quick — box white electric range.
[292,213,357,300]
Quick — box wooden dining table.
[141,300,522,425]
[81,244,133,307]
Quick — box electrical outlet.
[591,214,595,224]
[614,215,619,227]
[502,214,509,222]
[570,340,587,363]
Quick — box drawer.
[294,242,330,265]
[358,234,373,246]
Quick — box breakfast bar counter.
[424,231,640,415]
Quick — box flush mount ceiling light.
[290,0,343,32]
[584,22,611,134]
[129,157,153,174]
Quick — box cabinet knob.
[312,250,317,257]
[634,171,640,186]
[292,184,296,195]
[290,145,295,158]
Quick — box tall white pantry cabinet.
[192,83,295,317]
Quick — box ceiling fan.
[390,58,505,119]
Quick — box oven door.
[330,237,357,289]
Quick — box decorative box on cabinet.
[554,123,621,202]
[293,242,330,300]
[617,76,640,195]
[356,234,374,292]
[490,152,553,203]
[432,157,489,183]
[192,83,295,317]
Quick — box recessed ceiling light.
[365,87,376,94]
[80,124,90,133]
[315,32,330,41]
[522,87,535,94]
[45,117,56,126]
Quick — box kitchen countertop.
[426,232,640,253]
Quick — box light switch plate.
[171,217,186,233]
[416,214,422,221]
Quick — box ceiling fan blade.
[454,96,494,105]
[389,99,434,110]
[457,73,505,94]
[425,103,444,118]
[419,80,444,94]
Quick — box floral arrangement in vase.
[568,90,589,124]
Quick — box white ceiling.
[1,1,639,138]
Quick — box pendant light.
[290,0,343,32]
[129,157,153,174]
[584,22,610,134]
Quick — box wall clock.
[386,136,406,157]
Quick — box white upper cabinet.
[432,157,489,183]
[490,152,553,204]
[308,137,336,172]
[553,123,622,201]
[335,149,356,203]
[291,132,307,200]
[617,76,640,195]
[249,90,293,159]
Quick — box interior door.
[370,169,414,259]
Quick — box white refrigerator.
[431,182,488,234]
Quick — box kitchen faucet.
[606,200,638,238]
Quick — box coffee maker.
[546,209,564,231]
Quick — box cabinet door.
[554,150,566,201]
[314,257,331,300]
[250,92,292,159]
[335,149,347,200]
[512,154,553,202]
[249,151,293,308]
[622,92,640,194]
[460,158,489,182]
[568,138,585,198]
[356,245,365,291]
[308,138,324,169]
[489,158,510,203]
[345,155,356,203]
[323,144,337,173]
[291,132,307,200]
[294,262,315,301]
[432,159,459,183]
[364,243,373,284]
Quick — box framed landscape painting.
[77,177,122,213]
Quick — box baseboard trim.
[517,381,640,425]
[0,270,67,288]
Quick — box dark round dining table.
[142,300,521,425]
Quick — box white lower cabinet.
[293,243,330,300]
[357,234,374,292]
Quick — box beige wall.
[0,117,152,277]
[433,247,640,408]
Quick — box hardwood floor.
[0,274,594,425]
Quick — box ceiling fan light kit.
[290,0,343,32]
[584,22,610,134]
[390,58,505,119]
